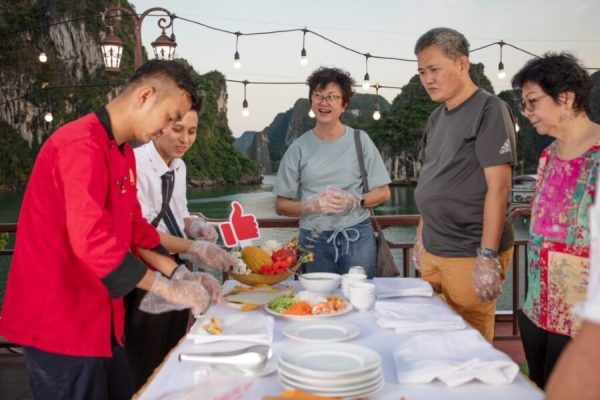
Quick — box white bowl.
[299,272,341,295]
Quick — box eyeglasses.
[311,92,342,103]
[519,94,548,113]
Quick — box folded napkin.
[393,329,519,387]
[375,300,465,332]
[187,314,274,344]
[374,277,433,298]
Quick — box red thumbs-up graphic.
[218,201,261,247]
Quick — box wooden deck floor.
[0,320,526,400]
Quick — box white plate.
[278,363,382,388]
[280,373,385,398]
[282,321,359,342]
[278,343,381,378]
[264,301,353,320]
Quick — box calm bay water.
[0,174,529,309]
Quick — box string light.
[233,31,242,69]
[300,28,308,66]
[362,53,371,90]
[44,112,53,122]
[497,40,506,79]
[38,52,47,63]
[241,80,250,117]
[372,83,381,120]
[515,122,520,132]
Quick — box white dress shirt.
[134,141,190,236]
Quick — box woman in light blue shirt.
[274,67,391,277]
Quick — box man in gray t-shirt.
[412,28,516,342]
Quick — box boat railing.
[0,210,530,346]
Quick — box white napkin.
[393,329,519,387]
[187,314,274,344]
[375,300,465,332]
[374,277,434,298]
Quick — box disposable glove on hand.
[140,271,211,314]
[189,218,218,243]
[301,192,329,215]
[412,236,424,271]
[180,240,237,271]
[172,265,222,303]
[323,187,361,214]
[472,250,502,303]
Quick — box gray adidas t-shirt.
[414,89,516,257]
[274,126,391,230]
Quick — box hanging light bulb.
[497,61,506,79]
[300,48,308,66]
[308,109,315,118]
[44,112,53,122]
[38,52,47,63]
[372,86,381,120]
[241,80,249,116]
[233,51,241,69]
[241,99,250,117]
[362,54,371,90]
[299,29,308,66]
[362,73,370,90]
[497,41,506,79]
[233,32,242,69]
[515,122,520,132]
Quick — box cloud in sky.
[134,0,600,137]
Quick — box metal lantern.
[151,29,177,61]
[99,27,124,74]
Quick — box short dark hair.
[511,52,592,116]
[127,60,200,109]
[307,67,354,106]
[414,27,470,59]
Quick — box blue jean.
[299,218,376,278]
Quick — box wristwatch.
[479,247,499,259]
[359,196,365,208]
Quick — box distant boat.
[511,174,536,204]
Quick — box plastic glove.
[189,218,218,243]
[301,192,329,214]
[140,271,211,314]
[180,240,237,271]
[472,249,502,303]
[172,265,222,303]
[412,236,424,271]
[322,187,361,214]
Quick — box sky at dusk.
[132,0,600,137]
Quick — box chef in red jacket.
[0,60,211,400]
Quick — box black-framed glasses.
[519,94,548,113]
[311,92,342,103]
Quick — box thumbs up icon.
[218,201,261,247]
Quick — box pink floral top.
[523,143,600,336]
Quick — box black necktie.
[156,170,184,238]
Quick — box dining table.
[134,279,544,400]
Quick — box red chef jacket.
[0,108,160,357]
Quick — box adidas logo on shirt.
[499,139,512,155]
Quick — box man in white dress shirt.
[546,182,600,400]
[125,100,236,390]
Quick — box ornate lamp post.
[99,6,177,74]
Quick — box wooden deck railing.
[0,213,529,343]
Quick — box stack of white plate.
[277,342,384,398]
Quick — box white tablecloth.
[136,280,543,400]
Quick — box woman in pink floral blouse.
[511,52,600,390]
